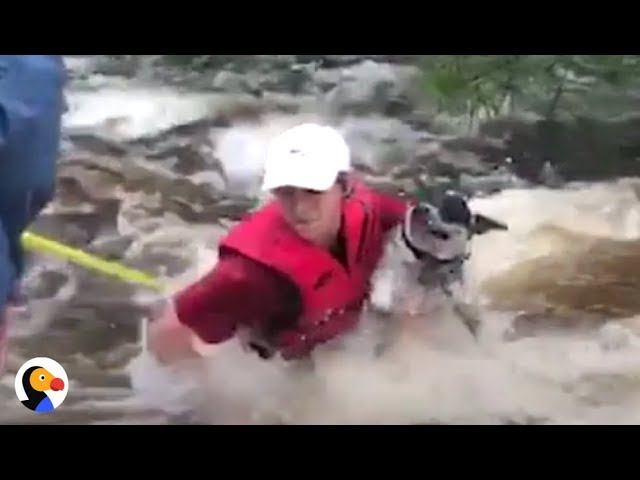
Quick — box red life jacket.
[218,181,387,359]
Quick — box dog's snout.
[428,228,450,240]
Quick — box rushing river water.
[1,57,640,425]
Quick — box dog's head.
[402,192,508,285]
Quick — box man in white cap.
[149,123,410,362]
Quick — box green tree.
[421,55,640,128]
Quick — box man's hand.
[147,301,201,365]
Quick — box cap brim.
[261,168,337,192]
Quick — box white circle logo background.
[14,357,69,409]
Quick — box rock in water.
[480,114,640,183]
[323,60,423,117]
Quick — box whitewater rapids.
[126,177,640,425]
[2,56,640,424]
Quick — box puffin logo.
[14,357,68,413]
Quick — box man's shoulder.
[218,248,295,290]
[352,178,404,201]
[352,181,409,216]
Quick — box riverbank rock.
[322,60,424,118]
[480,114,640,183]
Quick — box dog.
[368,191,508,341]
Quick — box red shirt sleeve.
[373,190,411,234]
[173,252,299,344]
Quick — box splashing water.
[132,172,640,425]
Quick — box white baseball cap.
[261,123,351,192]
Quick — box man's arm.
[174,252,296,342]
[149,251,297,362]
[373,189,412,234]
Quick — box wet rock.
[336,119,520,199]
[31,200,121,248]
[406,134,512,187]
[339,117,420,175]
[66,269,143,303]
[429,148,489,178]
[208,197,257,221]
[158,55,248,71]
[312,67,342,93]
[51,301,141,354]
[146,144,212,176]
[403,110,437,132]
[296,55,423,69]
[67,133,129,157]
[118,203,168,236]
[152,56,304,91]
[190,170,227,196]
[440,136,507,165]
[156,55,423,74]
[298,55,364,68]
[40,267,149,352]
[125,242,193,277]
[58,157,126,199]
[539,161,564,188]
[126,118,227,150]
[69,156,228,222]
[259,92,308,116]
[106,155,253,224]
[479,114,640,183]
[21,269,70,300]
[227,55,299,74]
[57,164,123,201]
[92,56,141,78]
[87,234,136,261]
[360,176,413,196]
[211,70,262,96]
[64,56,103,80]
[259,63,316,96]
[323,61,423,117]
[458,170,529,197]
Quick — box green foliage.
[421,55,640,123]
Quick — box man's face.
[273,183,343,247]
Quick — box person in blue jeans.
[0,55,68,373]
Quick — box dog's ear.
[471,214,508,235]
